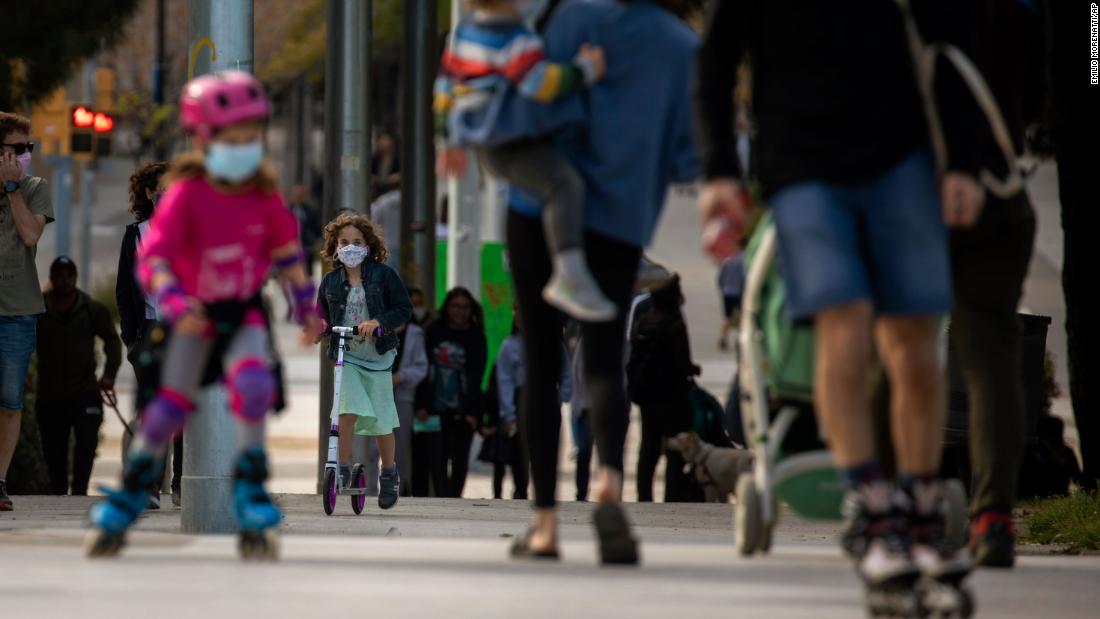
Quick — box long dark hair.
[128,161,168,221]
[437,286,484,333]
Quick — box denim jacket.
[318,262,412,361]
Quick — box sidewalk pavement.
[3,495,1099,619]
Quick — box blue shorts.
[770,148,951,321]
[0,315,37,410]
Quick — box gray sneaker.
[0,480,13,511]
[378,467,399,510]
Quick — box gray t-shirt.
[0,175,53,316]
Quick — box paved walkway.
[3,495,1099,618]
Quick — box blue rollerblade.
[85,452,162,558]
[234,447,281,561]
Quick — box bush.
[6,355,50,494]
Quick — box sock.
[844,460,881,490]
[898,472,940,514]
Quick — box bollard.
[181,385,237,533]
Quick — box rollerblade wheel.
[943,478,969,552]
[239,530,280,562]
[922,581,975,618]
[323,468,337,516]
[84,529,126,559]
[734,473,761,556]
[351,464,367,515]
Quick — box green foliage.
[115,91,179,156]
[7,355,50,495]
[91,272,120,325]
[0,0,142,111]
[1020,491,1100,551]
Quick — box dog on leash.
[667,432,754,503]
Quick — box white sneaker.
[543,273,617,322]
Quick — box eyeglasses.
[2,142,34,155]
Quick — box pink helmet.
[179,71,270,140]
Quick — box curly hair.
[320,212,390,267]
[128,161,169,221]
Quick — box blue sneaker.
[378,466,399,510]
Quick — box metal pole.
[51,158,72,259]
[400,0,437,306]
[79,163,94,290]
[446,0,482,298]
[153,0,167,159]
[339,0,371,214]
[182,0,253,534]
[318,0,343,493]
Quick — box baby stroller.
[732,212,968,556]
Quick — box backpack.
[688,381,734,448]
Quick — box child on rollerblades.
[434,0,615,322]
[87,70,321,560]
[316,213,412,510]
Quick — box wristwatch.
[3,180,19,194]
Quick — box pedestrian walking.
[287,184,321,277]
[0,110,52,511]
[696,0,982,612]
[36,257,122,496]
[568,335,593,502]
[116,160,183,509]
[626,275,700,502]
[370,130,401,201]
[421,287,487,498]
[315,212,412,510]
[500,0,698,563]
[391,285,429,496]
[435,0,616,322]
[87,71,322,560]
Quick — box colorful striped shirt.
[434,13,595,144]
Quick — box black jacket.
[417,321,487,420]
[37,290,122,404]
[318,262,412,360]
[695,0,978,196]
[115,222,149,348]
[627,278,696,404]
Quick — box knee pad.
[227,358,275,423]
[140,388,194,445]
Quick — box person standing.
[370,130,401,201]
[696,0,981,611]
[501,0,698,563]
[287,184,321,278]
[392,285,429,496]
[0,111,53,511]
[117,160,181,509]
[36,257,122,495]
[423,287,487,498]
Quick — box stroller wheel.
[734,473,762,556]
[943,478,969,551]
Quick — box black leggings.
[507,210,641,508]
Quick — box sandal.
[509,528,561,561]
[593,502,640,565]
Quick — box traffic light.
[70,105,94,157]
[69,105,113,158]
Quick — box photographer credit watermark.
[1092,3,1099,84]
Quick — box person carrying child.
[434,0,614,322]
[316,213,412,510]
[87,71,322,559]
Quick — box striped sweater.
[434,13,596,145]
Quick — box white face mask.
[412,306,429,322]
[336,244,369,268]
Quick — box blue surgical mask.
[205,140,263,183]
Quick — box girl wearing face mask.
[88,71,322,560]
[316,213,412,510]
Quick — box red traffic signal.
[93,112,114,133]
[72,105,95,128]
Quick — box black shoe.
[378,467,399,510]
[0,480,12,511]
[969,511,1015,568]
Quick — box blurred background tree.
[0,0,141,111]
